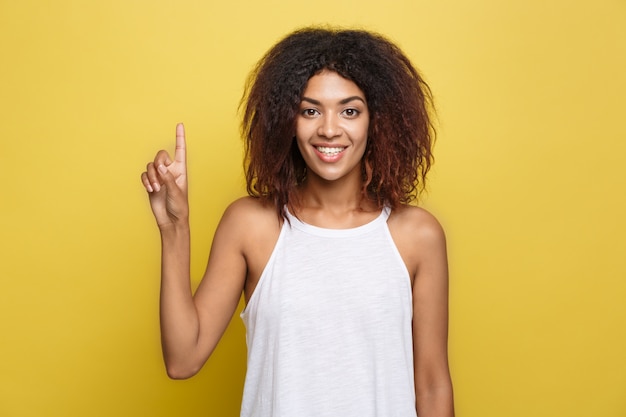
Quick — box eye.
[301,108,320,118]
[342,108,360,118]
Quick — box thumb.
[157,164,182,195]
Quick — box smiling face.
[295,70,370,185]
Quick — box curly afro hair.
[241,27,435,217]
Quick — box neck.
[291,176,380,229]
[295,175,376,214]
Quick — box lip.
[312,144,347,163]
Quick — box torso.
[239,203,417,417]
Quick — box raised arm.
[141,124,247,379]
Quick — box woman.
[141,27,454,417]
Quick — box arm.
[141,124,246,379]
[411,212,454,416]
[388,207,454,416]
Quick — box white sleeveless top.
[240,207,416,417]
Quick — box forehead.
[302,70,365,100]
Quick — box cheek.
[295,120,316,145]
[353,121,370,144]
[294,119,306,140]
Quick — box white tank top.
[240,207,416,417]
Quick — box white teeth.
[316,146,345,155]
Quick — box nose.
[317,113,342,139]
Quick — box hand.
[141,123,189,229]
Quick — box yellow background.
[1,0,624,416]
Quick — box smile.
[315,146,346,156]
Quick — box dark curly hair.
[240,27,435,218]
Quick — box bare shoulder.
[211,196,281,253]
[220,196,280,230]
[218,196,282,298]
[388,204,446,246]
[387,205,447,280]
[223,195,275,217]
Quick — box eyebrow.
[301,96,366,105]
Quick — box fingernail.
[153,183,160,192]
[147,184,154,192]
[158,164,167,174]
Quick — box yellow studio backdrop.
[0,0,624,416]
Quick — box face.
[295,70,369,184]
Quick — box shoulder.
[388,204,446,246]
[387,205,447,279]
[221,196,278,224]
[218,197,282,288]
[216,196,281,244]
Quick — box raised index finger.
[175,123,186,164]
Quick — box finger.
[175,123,186,165]
[146,162,162,192]
[157,163,183,199]
[141,172,154,193]
[154,150,173,169]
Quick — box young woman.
[141,28,454,417]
